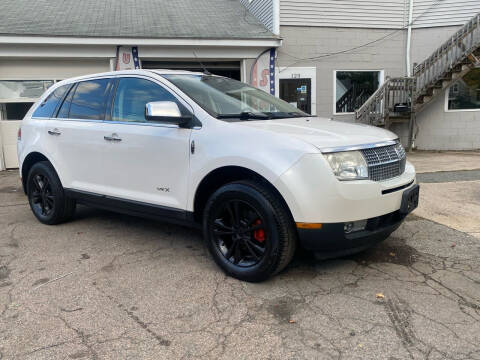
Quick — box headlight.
[323,151,368,181]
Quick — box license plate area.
[400,184,419,214]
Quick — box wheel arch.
[21,152,53,194]
[192,166,294,223]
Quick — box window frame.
[65,78,114,121]
[106,75,196,128]
[333,69,385,116]
[31,83,73,119]
[444,78,480,113]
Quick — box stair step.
[388,117,410,123]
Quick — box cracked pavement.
[1,164,480,359]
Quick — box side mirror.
[145,101,192,126]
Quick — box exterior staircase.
[355,13,480,150]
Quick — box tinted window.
[57,84,75,119]
[112,78,179,122]
[69,79,111,120]
[32,84,69,118]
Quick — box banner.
[251,48,276,95]
[115,46,141,71]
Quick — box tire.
[203,180,297,282]
[26,161,76,225]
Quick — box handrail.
[413,13,480,95]
[355,79,389,122]
[355,77,415,125]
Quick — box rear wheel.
[203,180,296,282]
[27,161,76,225]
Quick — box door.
[279,78,312,114]
[41,79,114,193]
[101,77,192,210]
[0,102,33,168]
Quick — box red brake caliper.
[253,219,265,242]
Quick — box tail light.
[17,127,22,141]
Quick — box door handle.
[104,134,122,142]
[48,129,61,136]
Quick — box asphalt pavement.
[1,162,479,359]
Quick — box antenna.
[192,51,211,75]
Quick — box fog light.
[344,220,368,234]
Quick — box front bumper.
[274,154,417,223]
[297,210,406,258]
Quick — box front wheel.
[27,161,76,225]
[203,180,296,282]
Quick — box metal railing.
[413,13,480,96]
[355,77,415,126]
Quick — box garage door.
[0,120,21,168]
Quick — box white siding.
[280,0,408,29]
[412,0,480,28]
[240,0,275,32]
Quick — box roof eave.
[0,35,282,47]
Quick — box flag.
[115,46,140,71]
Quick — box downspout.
[272,0,280,36]
[406,0,414,76]
[406,0,415,151]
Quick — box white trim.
[275,67,317,115]
[0,99,38,103]
[272,0,280,36]
[444,83,480,113]
[241,59,248,82]
[0,35,282,48]
[333,69,385,116]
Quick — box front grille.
[361,142,406,181]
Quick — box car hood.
[236,117,398,151]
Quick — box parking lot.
[1,151,480,360]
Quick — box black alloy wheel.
[203,180,297,282]
[30,173,55,217]
[27,161,76,225]
[211,199,268,267]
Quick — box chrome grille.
[361,142,406,181]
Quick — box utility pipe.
[406,0,414,76]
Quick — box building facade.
[247,0,480,150]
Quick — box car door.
[101,76,193,210]
[43,78,115,193]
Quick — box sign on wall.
[115,46,141,71]
[251,48,276,95]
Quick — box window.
[32,84,70,118]
[0,103,34,120]
[335,71,382,114]
[112,77,179,122]
[447,69,480,111]
[68,79,111,120]
[57,85,75,119]
[0,80,54,101]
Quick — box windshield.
[162,74,309,120]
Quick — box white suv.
[17,70,419,282]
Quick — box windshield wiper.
[216,112,270,120]
[261,111,307,119]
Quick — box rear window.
[32,84,70,118]
[68,79,111,120]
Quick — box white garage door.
[0,120,21,168]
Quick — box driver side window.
[112,77,180,123]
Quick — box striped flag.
[115,46,141,71]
